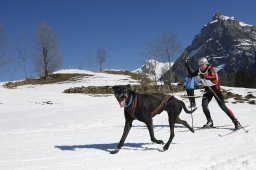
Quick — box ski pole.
[191,110,194,128]
[201,79,222,103]
[240,124,249,133]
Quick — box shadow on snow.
[54,124,185,153]
[115,124,189,129]
[55,142,163,152]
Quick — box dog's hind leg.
[176,117,194,133]
[146,119,164,145]
[163,112,176,151]
[110,119,133,154]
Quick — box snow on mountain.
[0,69,256,170]
[133,59,171,80]
[207,14,253,27]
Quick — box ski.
[218,125,249,137]
[180,95,202,99]
[178,124,231,133]
[195,124,232,131]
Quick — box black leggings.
[186,89,195,105]
[202,89,236,122]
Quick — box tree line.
[219,67,256,88]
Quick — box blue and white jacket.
[184,76,198,89]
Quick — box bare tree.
[142,32,182,89]
[159,33,182,87]
[159,33,181,65]
[34,22,62,79]
[17,33,31,79]
[141,41,161,87]
[96,47,106,71]
[149,59,158,86]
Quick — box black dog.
[110,84,196,154]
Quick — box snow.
[205,15,235,27]
[53,69,95,75]
[0,70,256,170]
[133,59,171,80]
[234,39,253,47]
[221,86,256,97]
[208,14,253,27]
[219,15,235,21]
[189,45,204,59]
[209,19,218,24]
[206,38,213,42]
[239,22,253,27]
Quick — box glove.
[199,73,205,79]
[184,59,188,67]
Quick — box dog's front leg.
[146,119,164,145]
[110,119,133,154]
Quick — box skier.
[184,75,198,107]
[184,57,242,130]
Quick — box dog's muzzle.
[115,93,128,107]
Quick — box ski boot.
[203,119,213,128]
[191,102,196,107]
[233,119,242,130]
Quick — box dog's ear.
[126,84,131,91]
[112,86,117,91]
[126,84,135,93]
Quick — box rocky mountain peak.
[213,11,223,20]
[171,12,256,88]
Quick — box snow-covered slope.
[0,69,256,170]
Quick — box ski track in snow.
[0,71,256,170]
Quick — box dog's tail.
[180,100,197,114]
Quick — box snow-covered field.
[0,70,256,170]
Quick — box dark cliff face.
[172,12,256,87]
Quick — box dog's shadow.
[131,124,188,129]
[55,142,161,152]
[55,124,184,153]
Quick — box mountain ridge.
[171,12,256,87]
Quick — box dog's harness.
[126,94,172,119]
[150,95,172,117]
[124,95,138,119]
[124,94,134,108]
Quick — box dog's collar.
[125,95,133,108]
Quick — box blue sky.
[0,0,256,82]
